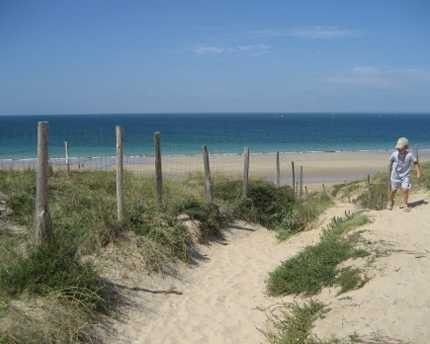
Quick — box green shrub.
[215,179,295,228]
[267,213,369,296]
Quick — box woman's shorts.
[391,176,411,190]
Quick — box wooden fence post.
[64,140,70,176]
[304,186,308,197]
[291,161,296,197]
[276,152,281,187]
[299,165,304,199]
[154,132,163,207]
[387,161,393,194]
[202,145,213,203]
[34,121,52,246]
[367,174,371,187]
[322,183,326,194]
[243,147,250,198]
[116,126,124,222]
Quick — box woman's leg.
[388,189,397,210]
[402,188,410,207]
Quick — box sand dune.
[104,203,352,344]
[104,191,430,344]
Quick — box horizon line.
[1,111,430,116]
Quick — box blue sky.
[1,0,430,114]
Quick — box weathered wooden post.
[322,183,326,194]
[367,174,371,187]
[291,161,296,197]
[64,140,70,176]
[154,132,163,207]
[387,161,393,193]
[304,185,308,197]
[34,121,52,246]
[116,126,124,222]
[202,145,213,203]
[243,147,250,198]
[276,152,281,187]
[299,165,304,199]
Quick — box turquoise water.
[1,113,430,158]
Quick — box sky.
[1,0,430,114]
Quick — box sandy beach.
[3,150,429,189]
[130,150,430,187]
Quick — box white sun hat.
[395,137,409,149]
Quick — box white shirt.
[389,150,417,180]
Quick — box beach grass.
[267,213,369,296]
[264,300,327,344]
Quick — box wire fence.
[0,152,303,188]
[0,148,299,185]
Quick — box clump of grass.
[131,211,192,262]
[0,236,110,313]
[0,292,100,344]
[214,178,331,237]
[0,230,116,343]
[264,300,405,344]
[356,183,388,210]
[276,192,333,240]
[267,213,369,296]
[175,199,229,242]
[335,267,367,295]
[415,161,430,190]
[331,181,361,199]
[0,170,35,225]
[215,179,295,228]
[264,300,326,344]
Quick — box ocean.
[1,113,430,159]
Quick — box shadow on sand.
[408,199,428,208]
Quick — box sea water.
[1,113,430,159]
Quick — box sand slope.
[314,191,430,343]
[106,191,430,344]
[105,203,352,344]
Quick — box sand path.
[107,203,352,344]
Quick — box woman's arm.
[415,162,422,179]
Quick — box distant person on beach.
[388,137,422,211]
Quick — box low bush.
[175,198,229,241]
[215,179,301,229]
[214,179,333,239]
[267,213,369,296]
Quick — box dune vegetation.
[0,169,332,343]
[267,212,370,297]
